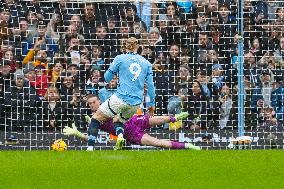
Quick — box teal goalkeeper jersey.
[104,52,155,106]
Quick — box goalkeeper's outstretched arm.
[63,123,88,141]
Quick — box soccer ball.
[51,139,67,151]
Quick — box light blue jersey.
[104,53,155,106]
[98,87,117,103]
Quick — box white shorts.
[99,94,139,123]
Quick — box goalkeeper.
[64,110,200,150]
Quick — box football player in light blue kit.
[87,37,155,150]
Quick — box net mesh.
[0,0,283,150]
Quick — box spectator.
[243,14,256,49]
[153,52,170,115]
[69,87,89,129]
[271,81,284,122]
[274,35,284,67]
[69,15,82,34]
[174,64,192,92]
[167,87,187,115]
[22,20,58,57]
[2,49,17,72]
[218,4,237,48]
[251,69,275,114]
[212,83,233,129]
[57,71,76,102]
[231,76,258,129]
[244,51,261,87]
[4,72,37,131]
[106,16,117,39]
[165,2,181,28]
[82,3,101,37]
[207,0,219,15]
[0,59,14,91]
[64,36,89,66]
[98,76,118,103]
[167,43,181,95]
[210,63,225,95]
[196,10,210,31]
[29,64,48,99]
[38,86,68,129]
[0,8,10,44]
[124,4,140,26]
[25,10,39,38]
[89,25,114,56]
[23,62,36,85]
[85,66,104,95]
[275,7,284,23]
[48,62,63,86]
[26,0,51,21]
[135,1,154,31]
[91,45,105,70]
[254,0,284,22]
[250,37,264,61]
[188,81,209,130]
[78,55,92,88]
[180,48,191,65]
[46,12,64,43]
[59,25,85,53]
[175,17,198,49]
[22,37,49,69]
[156,14,170,46]
[133,21,148,42]
[196,70,211,98]
[147,27,166,53]
[120,21,133,38]
[140,45,155,63]
[19,19,29,38]
[66,63,80,87]
[193,32,213,64]
[258,106,281,129]
[53,0,80,26]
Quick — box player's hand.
[63,124,77,136]
[85,115,92,124]
[63,123,83,138]
[148,106,155,117]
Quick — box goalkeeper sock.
[170,141,185,149]
[87,118,101,146]
[114,122,124,136]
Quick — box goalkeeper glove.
[63,123,84,138]
[175,112,189,121]
[85,115,92,124]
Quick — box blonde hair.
[126,37,138,52]
[44,86,60,101]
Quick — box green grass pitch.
[0,150,283,189]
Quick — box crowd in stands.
[0,0,284,134]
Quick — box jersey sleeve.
[145,64,155,107]
[104,56,120,82]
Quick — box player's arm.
[145,64,156,114]
[104,56,120,83]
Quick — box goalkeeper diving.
[64,110,200,150]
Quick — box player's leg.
[148,116,176,127]
[140,133,200,150]
[148,112,189,127]
[87,95,118,148]
[114,104,139,150]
